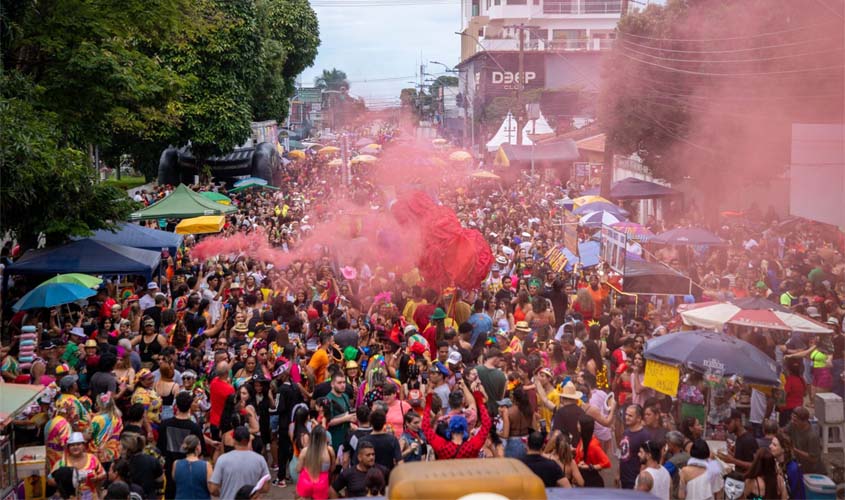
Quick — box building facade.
[457,0,624,155]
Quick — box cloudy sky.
[300,1,462,108]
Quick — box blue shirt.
[468,312,493,347]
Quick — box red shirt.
[414,303,438,332]
[209,377,235,427]
[421,325,438,358]
[575,436,611,469]
[99,298,117,320]
[422,390,491,460]
[783,375,806,410]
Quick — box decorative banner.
[600,224,627,275]
[643,359,680,396]
[545,246,568,273]
[562,210,579,256]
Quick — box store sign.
[643,359,680,396]
[482,53,545,97]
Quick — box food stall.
[0,384,48,500]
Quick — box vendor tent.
[5,239,161,279]
[175,215,225,235]
[85,223,182,255]
[495,140,579,167]
[0,384,46,427]
[621,259,692,295]
[560,240,601,271]
[129,184,236,221]
[485,112,555,152]
[608,177,679,200]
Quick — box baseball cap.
[147,282,159,290]
[66,432,86,445]
[447,351,462,365]
[59,375,79,392]
[55,364,71,376]
[432,361,451,377]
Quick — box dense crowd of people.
[1,126,843,500]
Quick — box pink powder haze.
[191,133,493,289]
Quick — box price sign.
[643,359,680,397]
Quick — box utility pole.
[516,23,525,145]
[600,0,629,199]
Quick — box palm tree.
[314,68,349,91]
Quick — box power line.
[617,50,844,77]
[617,20,839,43]
[618,35,839,55]
[618,43,844,64]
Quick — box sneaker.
[270,464,279,472]
[272,479,286,488]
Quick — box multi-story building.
[457,0,624,153]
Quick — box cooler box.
[15,445,46,500]
[804,473,836,500]
[815,393,844,423]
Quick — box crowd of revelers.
[2,127,843,500]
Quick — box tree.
[315,68,349,91]
[0,84,137,249]
[399,88,417,107]
[428,75,459,105]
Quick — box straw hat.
[559,381,584,401]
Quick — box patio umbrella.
[572,195,610,208]
[653,227,726,246]
[317,146,340,155]
[355,137,374,147]
[680,299,832,334]
[579,210,623,228]
[449,151,472,162]
[360,144,381,154]
[327,158,343,167]
[644,330,780,386]
[39,273,103,289]
[470,170,500,180]
[200,191,232,205]
[572,201,630,218]
[13,283,97,312]
[287,150,306,160]
[432,138,448,146]
[233,177,268,189]
[610,221,655,241]
[350,154,378,165]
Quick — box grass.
[102,175,148,191]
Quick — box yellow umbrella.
[494,146,510,167]
[350,154,378,165]
[287,150,306,160]
[432,138,448,146]
[365,143,382,150]
[327,158,343,167]
[572,195,611,207]
[317,146,340,155]
[175,215,225,235]
[449,150,472,162]
[360,145,381,154]
[471,170,500,180]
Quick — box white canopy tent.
[485,111,553,152]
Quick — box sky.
[300,0,462,109]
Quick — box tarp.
[175,215,225,235]
[496,139,580,166]
[129,184,236,221]
[0,384,46,427]
[6,239,161,279]
[610,177,679,200]
[560,240,601,271]
[84,223,182,255]
[622,259,692,295]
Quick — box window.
[506,0,527,4]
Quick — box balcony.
[477,36,612,52]
[543,0,622,15]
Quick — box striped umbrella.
[610,221,655,241]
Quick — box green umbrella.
[39,273,103,289]
[229,184,279,194]
[200,191,232,205]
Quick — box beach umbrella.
[644,330,780,386]
[327,158,343,167]
[13,283,97,312]
[355,137,374,147]
[360,145,381,155]
[609,221,655,241]
[680,298,832,334]
[449,151,472,162]
[317,146,340,155]
[432,138,448,146]
[350,154,378,165]
[470,170,501,180]
[287,150,306,160]
[579,210,623,228]
[654,227,726,246]
[572,201,629,218]
[200,191,232,205]
[39,273,102,289]
[233,177,268,189]
[572,195,610,208]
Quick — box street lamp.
[429,61,458,73]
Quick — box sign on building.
[600,224,627,274]
[482,53,545,97]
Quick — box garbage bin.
[804,473,836,500]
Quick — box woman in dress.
[173,434,213,500]
[48,432,106,500]
[296,426,335,500]
[88,393,123,477]
[154,362,180,421]
[130,368,162,440]
[574,415,610,488]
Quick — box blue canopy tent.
[5,239,161,280]
[81,223,182,256]
[560,240,601,272]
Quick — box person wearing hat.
[131,368,163,438]
[508,321,531,354]
[421,308,456,359]
[45,401,73,472]
[131,317,167,370]
[96,286,118,321]
[139,281,159,311]
[47,431,105,499]
[56,374,90,433]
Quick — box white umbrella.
[579,210,622,228]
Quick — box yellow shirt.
[539,387,561,426]
[403,299,424,327]
[309,349,329,383]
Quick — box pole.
[516,23,525,146]
[341,133,349,186]
[600,0,629,199]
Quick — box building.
[789,123,845,227]
[288,87,324,138]
[457,0,624,155]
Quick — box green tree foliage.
[0,83,137,248]
[399,88,418,107]
[315,68,350,91]
[428,75,459,103]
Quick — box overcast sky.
[300,1,462,108]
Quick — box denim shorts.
[270,415,280,434]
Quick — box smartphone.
[454,372,462,381]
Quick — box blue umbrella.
[572,201,630,218]
[233,177,268,188]
[644,330,779,386]
[653,227,726,246]
[579,210,623,228]
[13,283,97,312]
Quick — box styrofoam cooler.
[815,393,844,423]
[803,474,836,500]
[15,445,46,500]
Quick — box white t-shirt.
[636,465,671,500]
[138,293,156,311]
